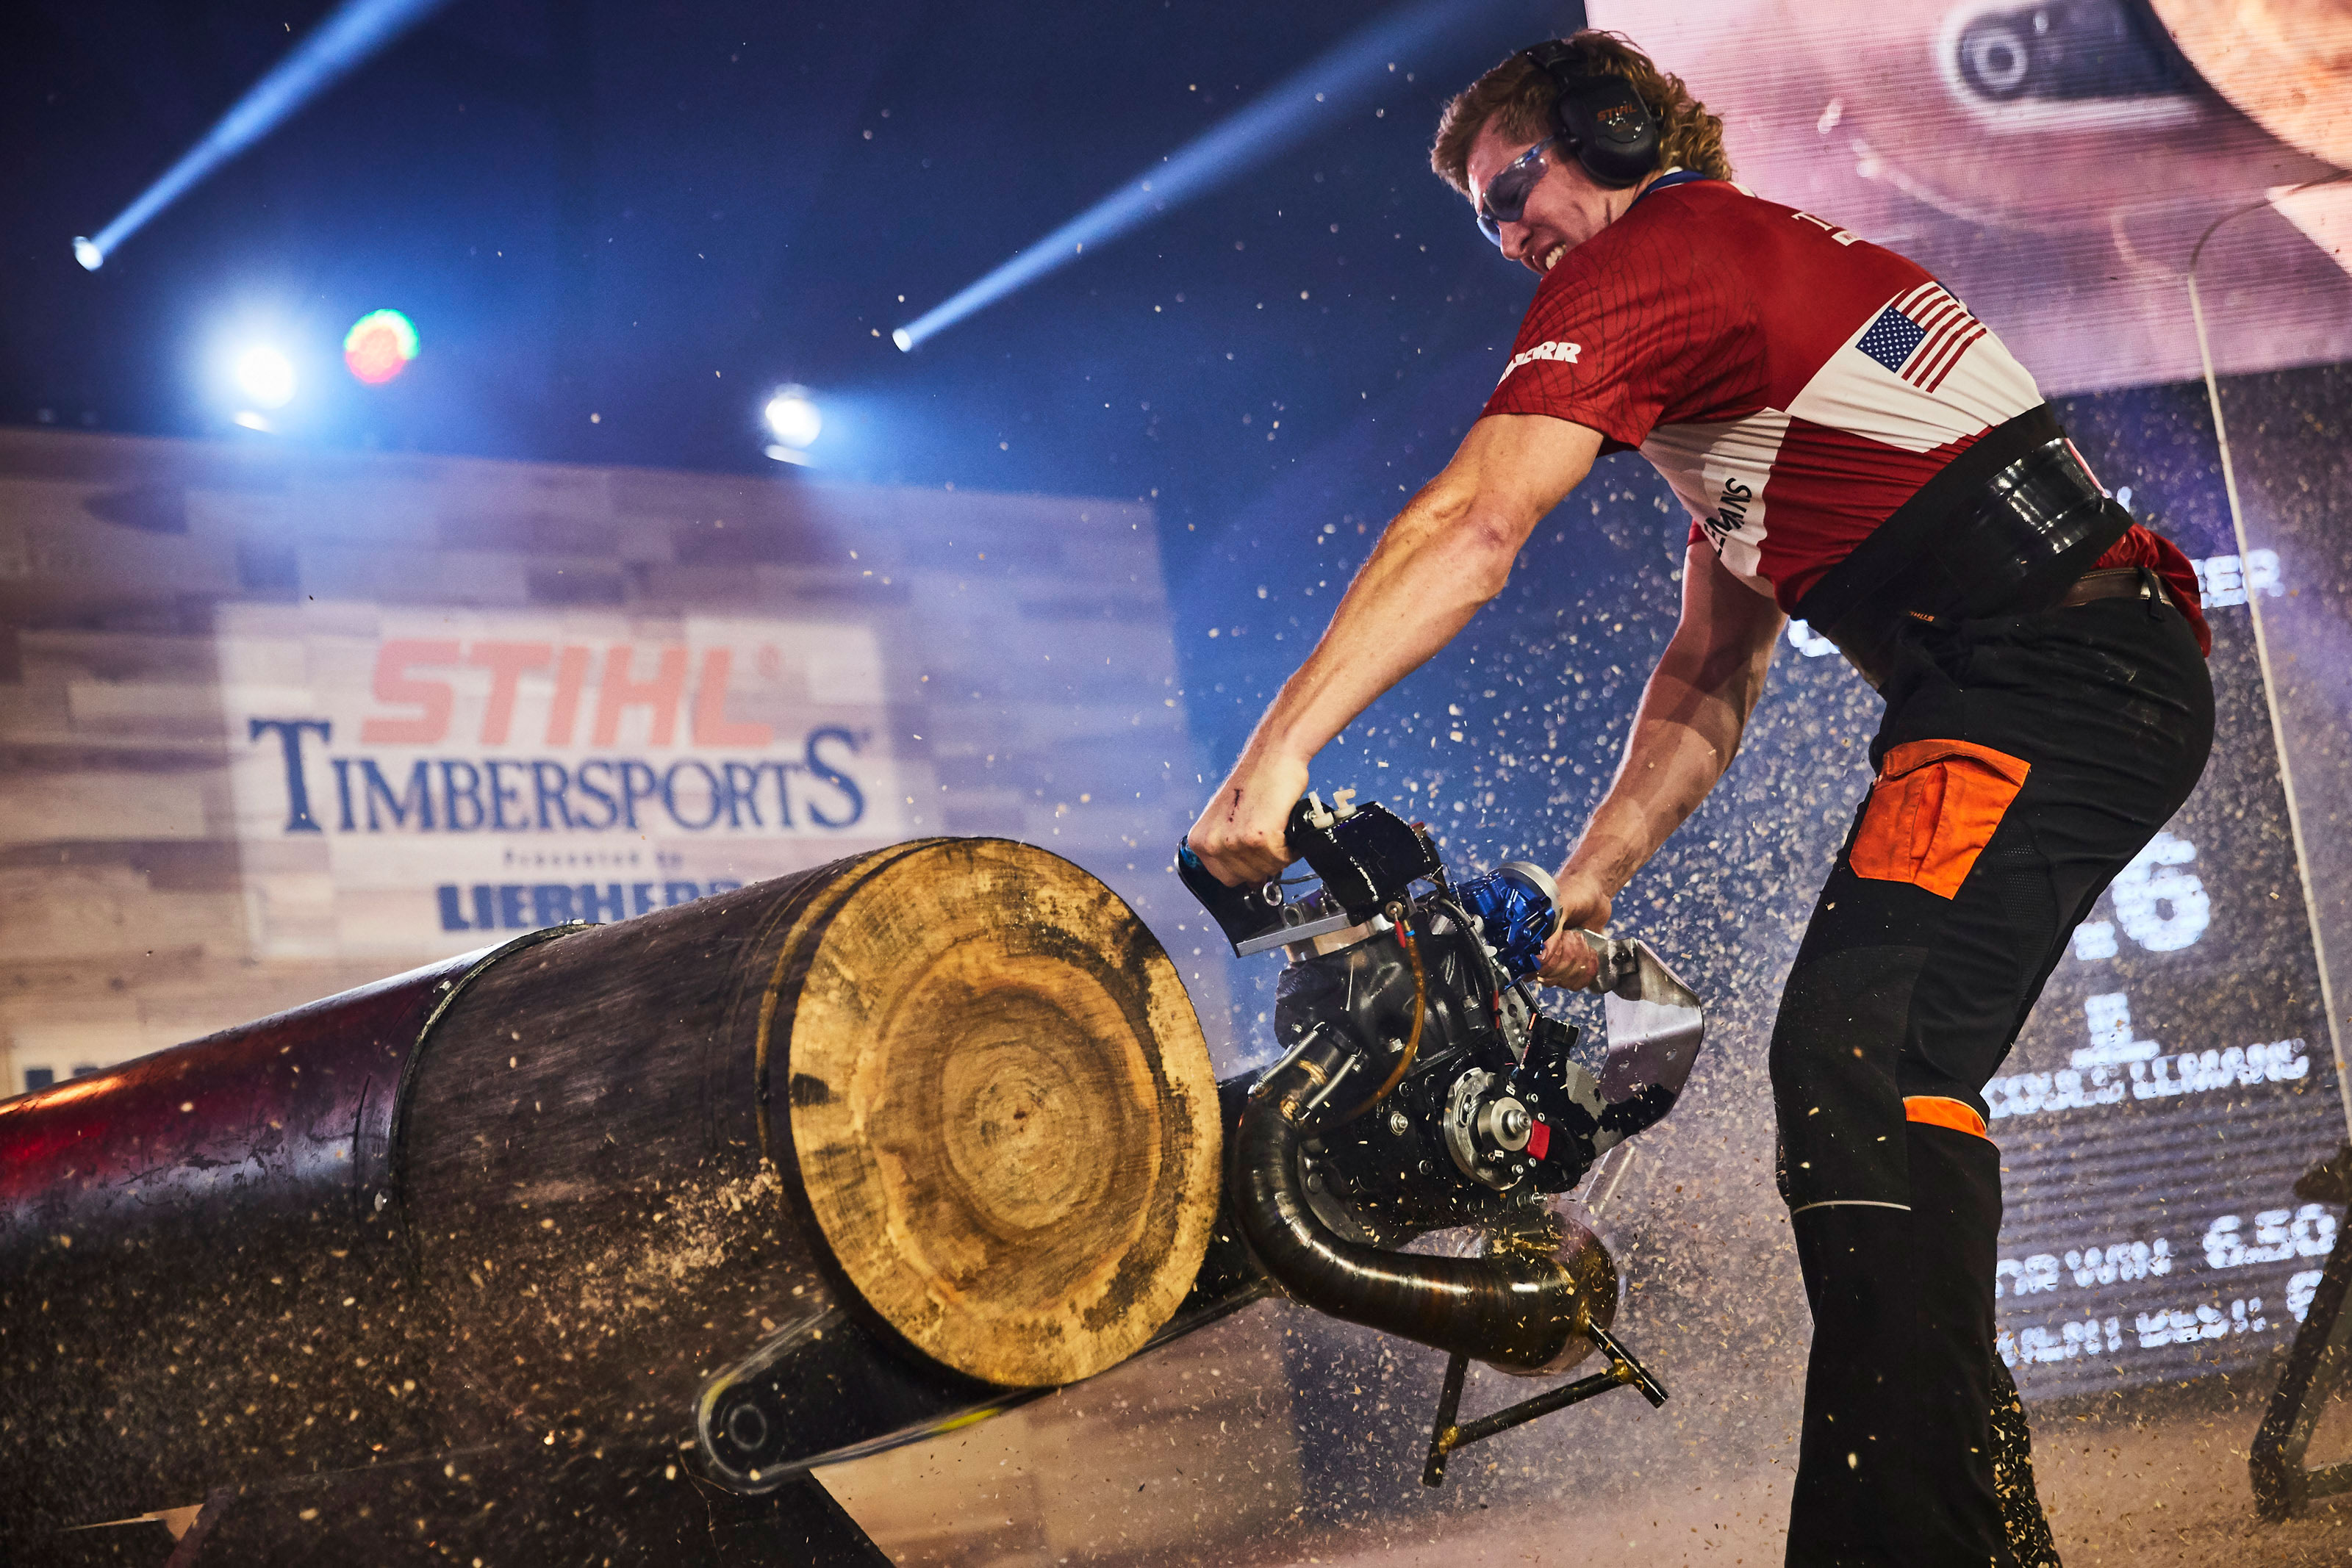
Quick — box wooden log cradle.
[0,838,1227,1538]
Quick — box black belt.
[1794,403,2132,687]
[2058,565,2172,609]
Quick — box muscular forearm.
[1562,658,1755,897]
[1187,417,1603,887]
[1544,544,1782,958]
[1233,478,1513,775]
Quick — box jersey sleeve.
[1480,217,1756,450]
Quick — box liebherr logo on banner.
[1499,339,1582,383]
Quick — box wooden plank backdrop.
[0,425,1227,1094]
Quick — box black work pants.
[1771,586,2212,1567]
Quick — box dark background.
[6,0,2306,794]
[2,0,1580,768]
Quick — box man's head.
[1432,33,1732,277]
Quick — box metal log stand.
[1421,1322,1668,1487]
[2252,1143,2352,1520]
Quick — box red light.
[343,309,418,385]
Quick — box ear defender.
[1519,40,1661,190]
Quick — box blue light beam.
[71,0,456,270]
[890,0,1520,350]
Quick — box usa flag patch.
[1855,283,1986,394]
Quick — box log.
[778,838,1218,1386]
[0,838,1226,1542]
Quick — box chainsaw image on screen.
[1179,789,1707,1482]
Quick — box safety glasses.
[1474,138,1560,246]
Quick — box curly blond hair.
[1430,32,1732,197]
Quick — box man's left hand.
[1184,751,1311,888]
[1535,868,1611,989]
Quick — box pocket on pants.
[1849,739,2031,899]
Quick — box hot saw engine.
[1178,789,1707,1483]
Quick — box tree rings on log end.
[776,838,1219,1388]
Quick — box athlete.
[1184,32,2214,1568]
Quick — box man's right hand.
[1185,750,1311,888]
[1535,868,1612,990]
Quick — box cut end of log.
[777,839,1219,1388]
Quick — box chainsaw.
[1178,789,1707,1484]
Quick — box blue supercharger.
[1452,861,1561,982]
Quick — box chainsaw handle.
[1578,929,1668,999]
[1180,794,1439,954]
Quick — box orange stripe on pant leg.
[1904,1094,1991,1142]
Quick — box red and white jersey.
[1482,179,2047,612]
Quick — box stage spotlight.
[763,385,822,458]
[344,309,418,384]
[68,0,452,268]
[233,347,298,411]
[889,0,1511,350]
